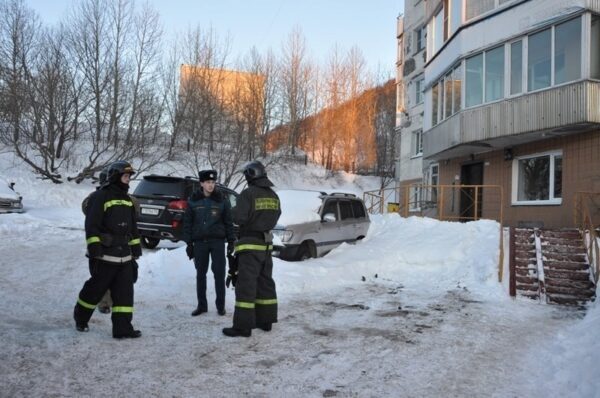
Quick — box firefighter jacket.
[85,183,142,263]
[233,176,281,239]
[182,188,235,244]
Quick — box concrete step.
[542,231,581,240]
[543,260,590,271]
[515,267,537,277]
[545,285,595,297]
[546,294,593,306]
[543,252,587,262]
[515,259,537,268]
[541,236,584,247]
[516,282,539,291]
[517,292,540,300]
[542,245,586,254]
[544,277,595,289]
[545,270,591,281]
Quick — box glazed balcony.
[423,80,600,160]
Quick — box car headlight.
[273,229,293,243]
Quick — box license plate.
[141,207,159,215]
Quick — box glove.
[225,253,238,288]
[186,244,194,260]
[132,260,139,284]
[227,241,235,256]
[225,269,238,288]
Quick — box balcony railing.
[424,80,600,160]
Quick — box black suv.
[131,174,238,249]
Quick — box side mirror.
[322,213,336,222]
[9,182,15,190]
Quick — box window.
[510,40,523,95]
[413,129,423,156]
[453,64,462,113]
[466,53,483,107]
[444,72,453,118]
[409,185,421,211]
[528,28,551,91]
[485,46,505,102]
[465,0,495,21]
[415,77,424,104]
[429,164,439,203]
[592,16,600,79]
[416,26,426,53]
[339,201,353,220]
[434,9,444,54]
[430,63,461,124]
[554,17,581,85]
[432,83,439,125]
[450,0,462,35]
[322,200,339,220]
[351,200,366,218]
[512,151,563,205]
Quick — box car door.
[318,198,341,256]
[338,199,356,244]
[351,199,369,239]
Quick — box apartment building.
[396,2,437,212]
[397,0,600,227]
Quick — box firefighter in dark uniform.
[223,161,281,338]
[81,166,112,314]
[73,160,143,339]
[183,169,235,317]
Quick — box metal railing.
[364,184,504,281]
[574,192,600,284]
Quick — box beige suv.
[272,190,370,261]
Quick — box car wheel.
[296,243,313,261]
[141,236,160,249]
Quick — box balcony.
[423,80,600,160]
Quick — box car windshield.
[276,190,322,226]
[133,178,185,197]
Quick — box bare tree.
[65,0,168,182]
[279,26,314,155]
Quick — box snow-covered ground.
[0,155,599,397]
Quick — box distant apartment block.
[396,0,600,227]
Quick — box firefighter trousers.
[233,246,277,330]
[74,258,135,335]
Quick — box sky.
[1,146,598,395]
[27,0,405,76]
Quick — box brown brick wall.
[437,129,600,227]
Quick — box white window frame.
[429,163,440,204]
[415,77,425,105]
[526,16,585,93]
[412,129,423,157]
[511,150,563,206]
[409,184,422,212]
[416,26,426,53]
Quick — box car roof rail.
[328,192,356,198]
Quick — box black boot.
[74,305,89,332]
[257,323,272,332]
[191,308,207,316]
[217,308,226,316]
[76,323,89,332]
[98,306,111,314]
[113,330,142,339]
[222,327,251,337]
